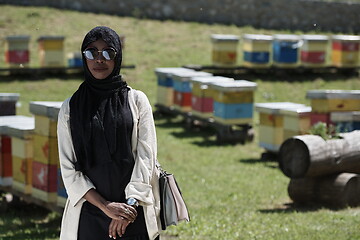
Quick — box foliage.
[309,122,341,140]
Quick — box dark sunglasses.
[83,47,117,61]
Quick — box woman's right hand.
[104,201,137,222]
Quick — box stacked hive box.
[37,36,65,67]
[155,67,194,107]
[330,112,360,132]
[172,71,212,112]
[4,35,30,68]
[255,102,309,152]
[0,116,32,187]
[306,90,360,129]
[190,76,234,118]
[3,117,34,194]
[242,34,273,68]
[30,101,63,203]
[300,35,329,67]
[272,34,301,68]
[211,34,240,67]
[331,35,360,68]
[279,106,312,141]
[0,93,20,116]
[210,80,257,125]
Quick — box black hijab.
[69,26,131,171]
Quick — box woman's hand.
[105,202,137,222]
[109,218,131,239]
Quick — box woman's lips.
[93,67,108,72]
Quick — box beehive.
[30,101,63,202]
[155,67,194,107]
[255,102,309,152]
[279,106,312,140]
[67,52,83,67]
[0,93,19,116]
[172,71,212,112]
[331,35,360,68]
[272,34,301,68]
[330,111,360,133]
[242,34,273,68]
[4,35,30,67]
[211,34,239,67]
[190,76,234,118]
[210,80,257,125]
[300,35,329,67]
[37,36,65,67]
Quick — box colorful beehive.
[67,52,83,67]
[272,34,301,68]
[330,111,360,133]
[0,93,19,116]
[155,67,194,107]
[3,117,34,194]
[331,35,360,68]
[211,34,240,67]
[210,80,257,125]
[4,35,30,67]
[242,34,273,68]
[190,76,234,118]
[38,36,65,67]
[279,106,312,140]
[300,35,329,67]
[172,71,212,112]
[255,102,309,152]
[0,115,33,186]
[30,101,63,203]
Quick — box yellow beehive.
[211,34,239,67]
[38,36,65,67]
[331,35,360,68]
[300,35,329,67]
[242,34,273,68]
[279,106,312,140]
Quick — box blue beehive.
[243,34,273,67]
[273,34,301,67]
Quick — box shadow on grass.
[238,158,279,169]
[0,200,61,239]
[258,202,345,214]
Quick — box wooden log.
[279,130,360,178]
[288,173,360,207]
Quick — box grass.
[1,5,360,240]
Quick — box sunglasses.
[83,47,117,61]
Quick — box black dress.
[77,99,150,240]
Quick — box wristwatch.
[126,198,139,208]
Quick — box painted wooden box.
[300,35,329,67]
[172,71,212,112]
[190,76,234,118]
[210,80,257,124]
[279,106,312,140]
[4,35,30,67]
[242,34,273,68]
[0,93,20,116]
[37,36,65,67]
[330,111,360,133]
[211,34,239,67]
[32,161,58,203]
[255,102,308,152]
[331,35,360,68]
[272,34,301,68]
[306,90,360,113]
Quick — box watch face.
[127,198,137,206]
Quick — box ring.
[125,208,129,214]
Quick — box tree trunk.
[279,130,360,178]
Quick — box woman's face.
[84,39,115,80]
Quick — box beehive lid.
[243,34,273,41]
[255,102,308,115]
[332,35,360,42]
[0,93,20,101]
[306,90,360,99]
[172,71,212,81]
[2,117,34,139]
[29,101,63,119]
[37,36,65,41]
[0,115,34,134]
[190,76,234,85]
[209,80,257,92]
[330,111,360,122]
[273,34,300,41]
[301,35,329,41]
[211,34,239,42]
[279,106,312,116]
[154,67,194,77]
[5,35,30,41]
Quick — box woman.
[57,26,161,240]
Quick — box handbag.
[158,166,190,230]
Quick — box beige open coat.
[57,87,161,240]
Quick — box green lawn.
[1,5,360,240]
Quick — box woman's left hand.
[109,218,130,239]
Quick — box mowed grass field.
[1,5,360,240]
